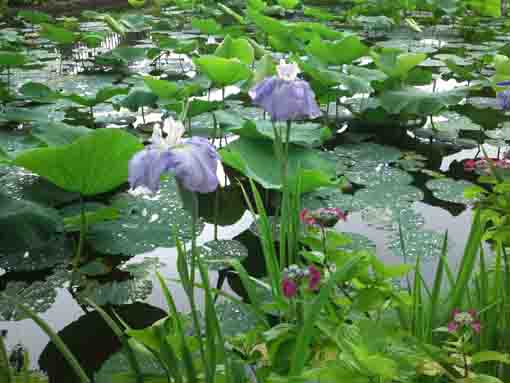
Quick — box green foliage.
[14,129,142,196]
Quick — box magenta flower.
[249,60,321,122]
[447,309,481,334]
[282,277,298,298]
[129,118,219,193]
[463,159,477,172]
[308,265,321,290]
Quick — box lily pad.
[334,143,401,164]
[87,178,204,255]
[426,178,476,205]
[337,232,376,253]
[77,258,162,305]
[0,233,70,272]
[345,164,413,186]
[301,187,356,212]
[387,227,445,259]
[0,268,69,321]
[193,240,248,271]
[0,193,63,253]
[353,183,424,211]
[0,165,78,207]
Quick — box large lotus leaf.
[194,55,251,87]
[306,35,369,66]
[87,178,204,255]
[0,268,68,321]
[228,120,330,147]
[120,89,158,112]
[0,193,63,253]
[19,82,59,102]
[220,137,337,192]
[0,165,78,207]
[40,23,78,45]
[191,18,222,35]
[215,35,255,65]
[30,122,92,146]
[65,86,130,108]
[491,54,510,91]
[468,0,500,16]
[334,142,401,164]
[371,49,427,79]
[435,113,482,132]
[426,178,476,205]
[143,76,181,101]
[14,129,143,196]
[485,126,510,140]
[301,187,357,212]
[77,258,161,305]
[352,183,424,211]
[193,240,248,271]
[0,233,70,272]
[0,129,42,157]
[345,164,413,186]
[377,87,467,116]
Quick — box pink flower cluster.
[281,265,321,298]
[447,309,481,334]
[464,158,510,174]
[300,208,347,228]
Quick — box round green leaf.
[14,129,143,196]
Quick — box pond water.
[1,4,509,381]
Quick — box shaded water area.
[1,5,510,381]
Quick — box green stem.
[75,196,87,266]
[0,334,12,383]
[2,296,91,383]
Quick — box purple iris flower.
[129,118,219,193]
[249,60,321,121]
[497,90,510,111]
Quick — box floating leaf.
[87,178,204,255]
[353,183,424,211]
[0,193,63,253]
[426,178,476,205]
[0,268,69,320]
[76,258,161,305]
[193,240,248,271]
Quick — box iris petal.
[167,137,219,193]
[128,148,173,192]
[249,77,321,121]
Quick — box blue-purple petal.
[497,90,510,111]
[497,80,510,86]
[167,137,219,193]
[249,77,321,121]
[128,148,173,192]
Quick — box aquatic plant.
[128,117,219,193]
